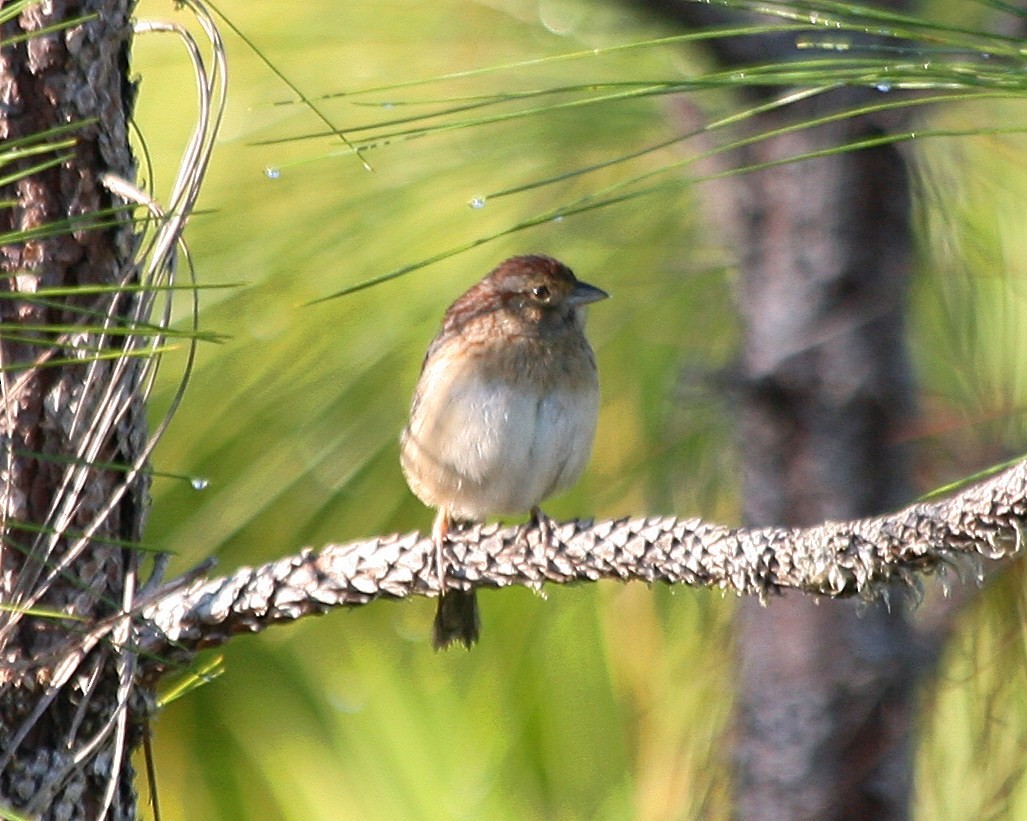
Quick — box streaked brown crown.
[442,255,605,334]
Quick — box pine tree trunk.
[0,2,144,818]
[730,100,918,819]
[638,1,920,814]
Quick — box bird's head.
[445,255,607,334]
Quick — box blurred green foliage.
[129,0,1027,818]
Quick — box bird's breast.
[400,330,599,519]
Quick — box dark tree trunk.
[0,2,143,818]
[638,1,921,817]
[731,99,918,819]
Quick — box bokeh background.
[130,0,1027,818]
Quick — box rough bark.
[0,2,142,819]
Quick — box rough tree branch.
[136,460,1026,673]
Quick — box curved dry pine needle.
[135,459,1027,672]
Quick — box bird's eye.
[531,285,551,301]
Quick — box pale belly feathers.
[401,347,598,520]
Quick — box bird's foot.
[431,509,451,596]
[520,506,559,547]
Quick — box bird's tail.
[432,590,480,650]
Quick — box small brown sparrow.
[401,254,607,649]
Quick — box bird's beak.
[567,280,609,306]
